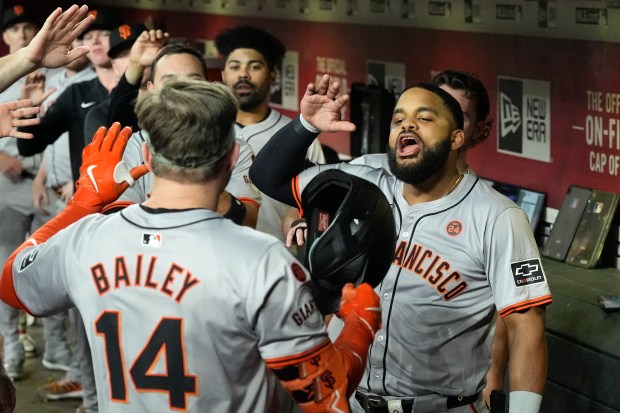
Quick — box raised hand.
[125,29,169,85]
[0,99,41,139]
[300,74,356,133]
[22,5,93,69]
[72,123,149,210]
[130,29,169,69]
[21,71,56,106]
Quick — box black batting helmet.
[301,169,396,315]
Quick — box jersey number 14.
[95,311,198,409]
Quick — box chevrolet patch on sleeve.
[511,258,545,287]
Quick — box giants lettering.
[393,241,468,301]
[89,255,200,303]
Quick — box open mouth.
[398,132,421,157]
[234,82,253,94]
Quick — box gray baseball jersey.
[235,109,325,240]
[119,130,260,208]
[294,164,552,397]
[10,204,327,412]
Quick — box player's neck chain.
[443,173,464,198]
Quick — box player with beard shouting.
[250,74,551,413]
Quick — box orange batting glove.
[337,283,381,335]
[72,122,148,211]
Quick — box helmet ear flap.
[301,169,396,315]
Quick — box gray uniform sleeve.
[248,242,327,360]
[485,207,552,315]
[119,132,149,204]
[11,221,89,316]
[225,139,261,206]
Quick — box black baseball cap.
[108,23,146,59]
[79,8,122,38]
[2,4,36,31]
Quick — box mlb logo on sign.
[497,76,551,162]
[142,233,162,247]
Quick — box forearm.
[123,61,145,86]
[484,316,509,404]
[0,202,96,309]
[506,312,547,394]
[503,307,547,413]
[249,116,319,206]
[107,73,140,129]
[0,49,37,93]
[35,161,48,184]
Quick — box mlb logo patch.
[511,258,545,287]
[142,233,162,247]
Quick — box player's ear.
[141,142,154,171]
[226,142,240,173]
[450,129,465,151]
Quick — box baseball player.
[17,7,122,185]
[0,4,47,379]
[250,74,552,413]
[102,43,261,227]
[215,25,325,240]
[290,70,506,408]
[29,40,96,378]
[348,70,512,409]
[0,78,380,412]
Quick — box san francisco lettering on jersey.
[393,241,468,301]
[90,254,200,303]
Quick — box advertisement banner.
[497,76,551,162]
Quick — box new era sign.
[498,76,551,162]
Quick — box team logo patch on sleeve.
[19,247,40,272]
[290,285,322,330]
[142,233,162,247]
[511,258,545,287]
[291,263,307,282]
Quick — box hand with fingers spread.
[0,99,41,139]
[72,122,149,211]
[300,74,356,133]
[21,71,56,107]
[21,5,93,70]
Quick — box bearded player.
[0,78,380,412]
[250,75,551,413]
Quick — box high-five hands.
[72,123,148,211]
[300,74,356,133]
